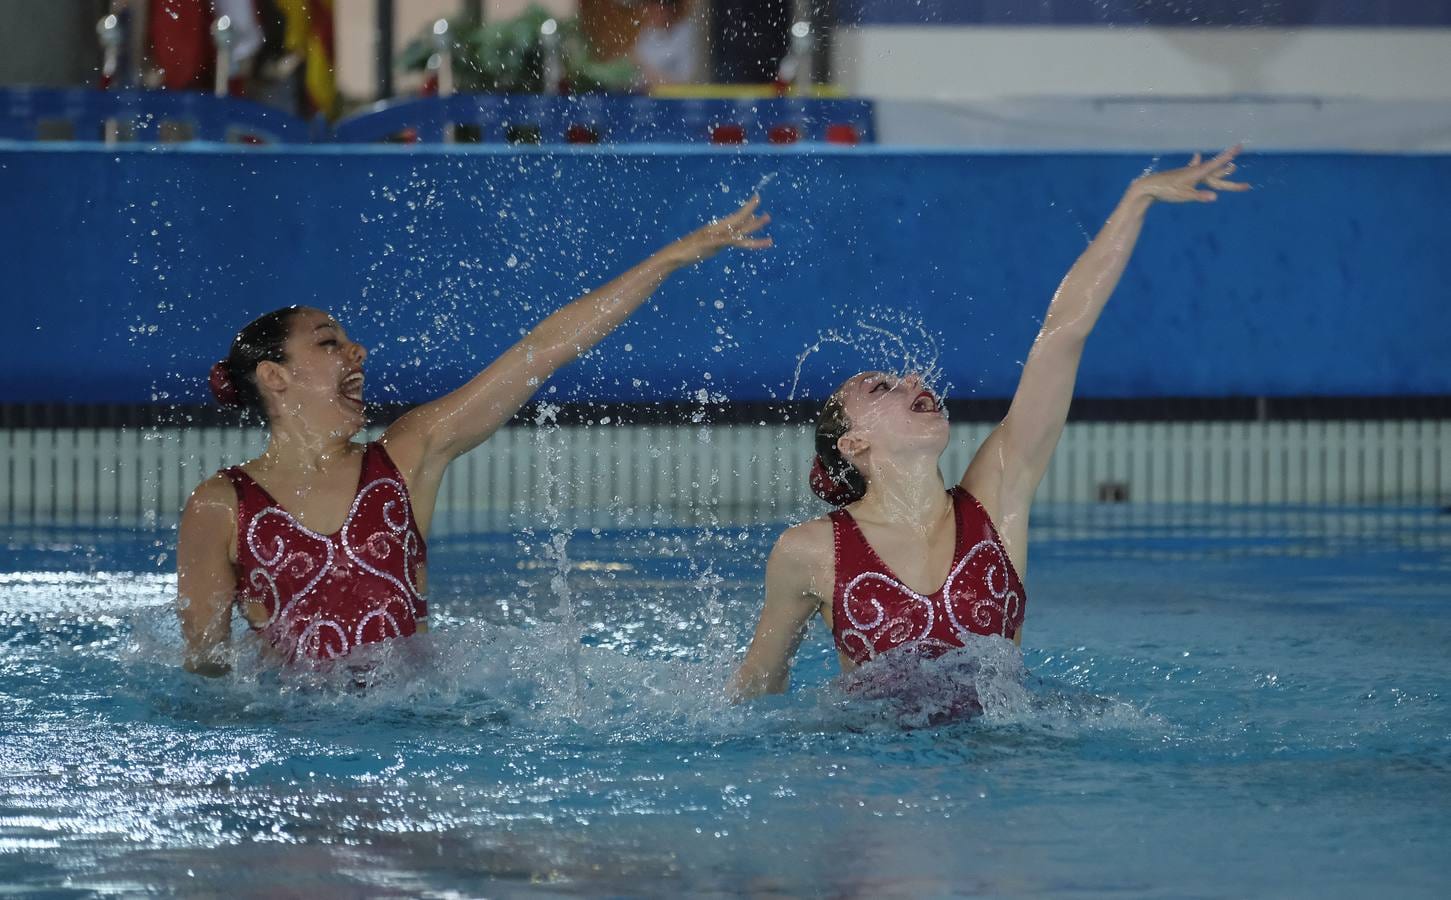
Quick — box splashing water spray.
[788,310,949,402]
[530,400,587,722]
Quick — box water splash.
[527,401,586,722]
[788,311,948,401]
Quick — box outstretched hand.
[665,194,773,266]
[1131,146,1251,203]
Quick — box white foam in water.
[120,587,1157,744]
[15,506,1448,897]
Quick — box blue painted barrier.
[332,95,875,144]
[0,88,311,144]
[0,89,875,146]
[1,145,1447,405]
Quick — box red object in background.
[768,124,799,144]
[567,123,600,144]
[710,123,746,144]
[825,123,861,145]
[149,0,212,91]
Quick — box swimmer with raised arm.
[178,196,771,675]
[730,150,1248,701]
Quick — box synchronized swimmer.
[176,148,1247,697]
[728,147,1247,700]
[176,197,771,673]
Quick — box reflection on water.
[2,506,1449,896]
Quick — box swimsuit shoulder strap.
[826,508,856,637]
[219,464,249,492]
[828,506,873,567]
[951,486,1007,551]
[362,440,417,489]
[219,465,269,517]
[217,466,267,571]
[826,505,878,600]
[357,440,428,561]
[947,486,974,557]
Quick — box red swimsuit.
[223,442,428,663]
[830,488,1025,665]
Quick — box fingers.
[708,195,772,251]
[1204,160,1251,192]
[729,193,762,222]
[722,213,770,245]
[734,236,774,251]
[740,212,770,235]
[1197,144,1242,174]
[1206,177,1251,192]
[720,195,770,237]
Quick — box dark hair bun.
[209,360,242,408]
[810,455,866,506]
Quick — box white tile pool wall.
[2,421,1447,528]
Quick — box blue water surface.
[2,505,1449,897]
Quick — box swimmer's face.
[835,370,949,465]
[255,307,369,436]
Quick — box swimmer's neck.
[258,423,361,475]
[851,456,951,532]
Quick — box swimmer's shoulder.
[186,472,238,512]
[771,515,835,572]
[181,473,241,557]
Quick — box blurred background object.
[0,0,108,87]
[396,4,638,96]
[1,2,1450,148]
[630,0,701,88]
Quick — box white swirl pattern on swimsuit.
[245,507,334,621]
[839,536,1020,659]
[246,567,282,628]
[341,479,425,617]
[297,618,349,660]
[944,539,1022,640]
[355,603,407,645]
[839,570,939,661]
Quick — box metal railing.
[3,419,1446,531]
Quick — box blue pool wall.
[2,145,1448,405]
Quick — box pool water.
[2,506,1448,896]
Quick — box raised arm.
[176,476,239,677]
[383,196,771,471]
[962,149,1248,528]
[728,524,828,701]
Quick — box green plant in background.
[399,4,640,94]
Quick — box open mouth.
[910,389,939,414]
[340,371,365,407]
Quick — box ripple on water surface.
[2,508,1449,896]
